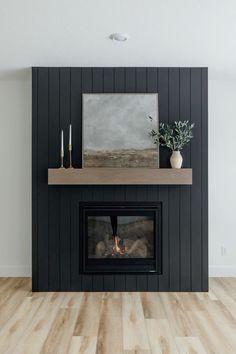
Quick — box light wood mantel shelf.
[48,168,192,185]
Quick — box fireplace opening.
[88,215,154,258]
[80,202,162,274]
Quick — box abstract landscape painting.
[82,93,159,168]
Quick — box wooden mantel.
[48,168,192,185]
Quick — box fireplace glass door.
[80,202,162,274]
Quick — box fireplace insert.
[79,202,162,274]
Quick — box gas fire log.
[127,238,147,258]
[95,241,106,256]
[95,236,148,258]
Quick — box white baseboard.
[0,266,31,277]
[0,265,235,278]
[209,266,236,277]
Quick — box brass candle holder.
[60,150,64,168]
[69,144,73,168]
[60,129,65,168]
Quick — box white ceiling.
[0,0,235,80]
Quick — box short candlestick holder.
[60,153,65,168]
[69,145,73,169]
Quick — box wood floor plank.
[60,292,83,308]
[175,337,207,354]
[217,277,236,299]
[0,278,235,354]
[174,293,205,312]
[14,292,65,354]
[210,278,236,315]
[73,293,103,336]
[146,319,179,354]
[0,293,44,353]
[124,351,150,354]
[218,323,236,354]
[0,278,30,317]
[40,308,78,354]
[0,278,20,295]
[203,299,236,326]
[122,293,150,351]
[159,293,195,337]
[188,308,235,354]
[68,336,97,354]
[140,293,166,319]
[96,292,123,354]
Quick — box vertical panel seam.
[201,69,203,290]
[59,68,61,290]
[167,68,170,291]
[179,68,181,291]
[47,68,50,290]
[36,68,39,289]
[190,69,192,291]
[69,68,72,289]
[157,67,160,291]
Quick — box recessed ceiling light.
[109,33,130,42]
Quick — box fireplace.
[80,202,162,274]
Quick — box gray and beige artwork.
[82,93,159,168]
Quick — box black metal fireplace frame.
[79,202,162,274]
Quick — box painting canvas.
[82,93,159,168]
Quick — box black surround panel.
[32,67,208,291]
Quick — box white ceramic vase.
[170,150,183,169]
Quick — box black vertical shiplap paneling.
[59,68,71,290]
[32,67,208,292]
[146,68,159,291]
[32,68,38,291]
[71,68,82,168]
[103,68,116,291]
[112,183,126,291]
[71,188,82,291]
[124,67,138,291]
[70,68,82,291]
[136,68,148,291]
[37,68,49,290]
[103,67,114,92]
[110,67,127,291]
[136,67,147,93]
[91,68,104,291]
[92,186,104,291]
[158,68,170,291]
[179,68,191,291]
[168,68,180,291]
[81,68,94,291]
[81,185,93,291]
[125,67,135,93]
[190,68,202,291]
[48,68,60,290]
[201,68,208,291]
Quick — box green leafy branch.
[149,118,194,151]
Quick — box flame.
[112,236,126,255]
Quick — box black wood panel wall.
[32,67,208,292]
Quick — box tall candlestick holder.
[60,129,65,168]
[69,144,73,168]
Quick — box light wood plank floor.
[0,278,236,353]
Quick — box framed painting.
[82,93,159,168]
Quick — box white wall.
[0,74,31,276]
[209,80,236,276]
[0,73,235,276]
